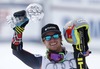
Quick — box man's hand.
[13,10,29,28]
[83,50,91,56]
[6,10,29,33]
[12,10,29,34]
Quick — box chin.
[50,48,58,51]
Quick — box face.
[43,32,62,52]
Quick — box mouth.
[50,42,57,46]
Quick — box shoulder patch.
[34,54,42,57]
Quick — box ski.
[73,27,89,69]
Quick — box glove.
[13,10,29,34]
[6,10,29,50]
[63,18,90,45]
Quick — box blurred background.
[0,0,100,69]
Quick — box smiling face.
[43,32,62,52]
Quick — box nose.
[50,37,56,41]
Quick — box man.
[10,10,90,69]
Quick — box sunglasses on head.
[43,33,61,41]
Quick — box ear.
[41,38,44,43]
[42,39,46,44]
[60,35,63,45]
[60,35,62,41]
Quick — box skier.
[10,10,90,69]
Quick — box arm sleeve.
[12,41,42,69]
[12,48,42,69]
[11,22,42,68]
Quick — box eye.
[45,36,51,41]
[53,34,59,39]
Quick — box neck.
[57,47,63,52]
[49,47,63,53]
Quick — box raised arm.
[9,10,42,69]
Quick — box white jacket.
[41,52,76,69]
